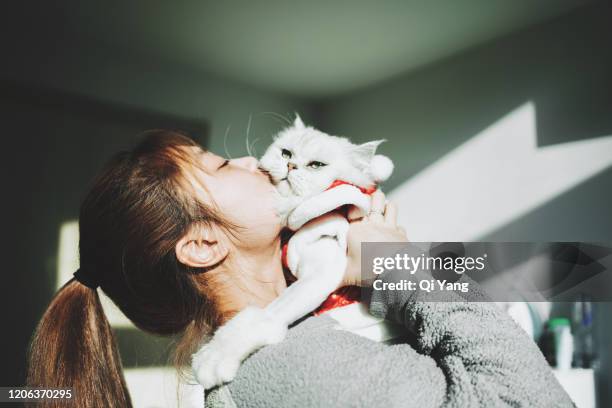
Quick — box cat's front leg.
[276,195,303,226]
[285,212,349,278]
[267,232,348,325]
[192,307,287,389]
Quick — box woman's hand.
[343,191,408,287]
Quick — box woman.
[28,130,572,407]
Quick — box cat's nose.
[287,162,297,171]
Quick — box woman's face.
[196,151,282,248]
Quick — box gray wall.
[317,3,612,405]
[0,40,313,156]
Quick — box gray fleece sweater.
[205,271,574,407]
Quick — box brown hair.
[27,130,233,407]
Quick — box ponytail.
[27,279,132,408]
[26,131,231,406]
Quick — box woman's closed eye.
[307,161,327,169]
[217,159,230,170]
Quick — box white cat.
[192,115,393,389]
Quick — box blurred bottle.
[548,318,573,370]
[572,295,595,368]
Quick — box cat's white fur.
[192,115,393,389]
[260,114,392,205]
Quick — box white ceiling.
[9,0,590,97]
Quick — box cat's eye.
[281,149,292,159]
[307,161,327,169]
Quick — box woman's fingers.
[384,201,398,226]
[368,190,386,223]
[347,205,366,221]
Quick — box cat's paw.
[192,306,287,389]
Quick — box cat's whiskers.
[223,125,233,159]
[249,137,261,157]
[256,111,291,126]
[245,114,253,156]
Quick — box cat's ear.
[293,113,305,129]
[351,140,385,168]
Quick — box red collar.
[313,285,360,316]
[325,179,377,195]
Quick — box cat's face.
[260,116,381,197]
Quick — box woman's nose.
[231,156,259,172]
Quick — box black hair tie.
[73,268,100,289]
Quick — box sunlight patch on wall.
[389,101,612,241]
[56,220,134,328]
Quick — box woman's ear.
[175,225,229,269]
